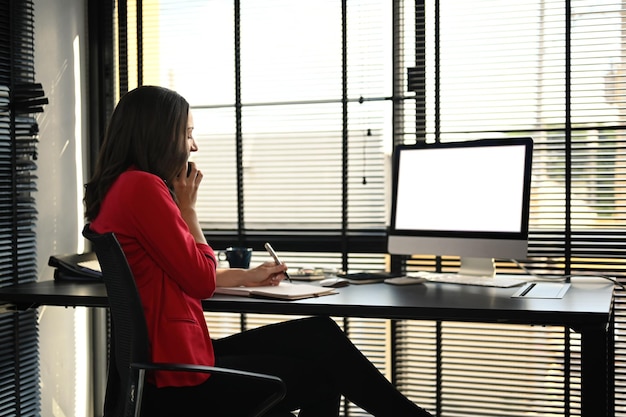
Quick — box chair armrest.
[130,361,284,386]
[129,361,286,416]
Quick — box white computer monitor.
[387,137,533,277]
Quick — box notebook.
[214,282,337,300]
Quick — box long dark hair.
[84,85,190,221]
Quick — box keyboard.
[338,271,405,280]
[419,272,528,288]
[337,271,405,284]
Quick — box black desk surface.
[0,277,613,328]
[0,276,614,416]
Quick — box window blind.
[0,1,45,416]
[105,0,626,416]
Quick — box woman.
[84,85,433,417]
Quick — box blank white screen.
[394,144,527,234]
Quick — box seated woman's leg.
[215,351,342,416]
[213,316,433,417]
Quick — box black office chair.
[82,224,287,417]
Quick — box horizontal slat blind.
[396,321,577,416]
[343,318,390,416]
[394,320,438,410]
[0,1,43,416]
[240,103,344,228]
[202,312,241,340]
[445,323,571,416]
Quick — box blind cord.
[362,128,371,185]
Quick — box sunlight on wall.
[74,36,84,255]
[73,35,89,417]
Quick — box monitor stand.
[458,257,496,278]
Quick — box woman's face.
[187,111,198,155]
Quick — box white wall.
[33,1,92,416]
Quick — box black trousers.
[141,316,432,417]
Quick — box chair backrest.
[82,224,150,417]
[83,223,287,417]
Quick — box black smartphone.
[186,161,192,177]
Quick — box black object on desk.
[48,252,102,282]
[336,271,404,284]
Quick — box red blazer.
[91,168,217,387]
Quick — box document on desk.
[511,282,571,299]
[214,282,337,300]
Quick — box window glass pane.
[346,0,393,98]
[240,0,342,103]
[571,2,623,125]
[241,103,343,229]
[192,107,238,229]
[143,0,235,105]
[347,100,391,229]
[437,2,566,132]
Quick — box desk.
[0,277,614,416]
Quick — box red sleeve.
[93,170,217,299]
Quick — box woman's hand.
[216,262,289,287]
[171,161,207,245]
[172,161,202,211]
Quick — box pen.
[519,282,536,297]
[264,242,292,282]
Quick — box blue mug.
[218,247,252,269]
